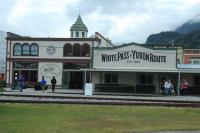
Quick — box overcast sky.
[0,0,200,44]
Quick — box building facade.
[83,43,200,95]
[183,49,200,64]
[147,43,184,64]
[5,15,112,89]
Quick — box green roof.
[70,15,88,32]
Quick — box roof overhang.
[81,68,179,73]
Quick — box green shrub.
[0,80,5,93]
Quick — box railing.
[95,84,135,93]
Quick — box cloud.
[1,0,200,43]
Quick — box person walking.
[161,80,165,96]
[40,76,46,92]
[180,79,189,96]
[51,76,57,93]
[18,75,25,92]
[168,80,173,95]
[164,79,173,96]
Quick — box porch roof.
[81,67,179,73]
[177,64,200,73]
[81,67,200,73]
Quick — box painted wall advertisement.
[39,63,62,85]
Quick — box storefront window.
[188,58,200,64]
[63,63,89,69]
[194,76,200,86]
[105,73,118,84]
[138,73,153,85]
[13,62,38,69]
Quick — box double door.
[62,71,83,89]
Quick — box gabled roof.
[70,15,88,32]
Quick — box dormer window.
[71,32,73,37]
[82,32,85,37]
[76,32,79,37]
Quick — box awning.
[81,68,179,73]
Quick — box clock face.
[47,45,56,55]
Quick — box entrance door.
[62,71,70,89]
[70,72,83,89]
[62,71,83,89]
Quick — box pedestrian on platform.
[40,76,46,92]
[18,75,25,92]
[180,79,189,96]
[51,76,57,93]
[164,79,173,96]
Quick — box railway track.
[0,94,200,107]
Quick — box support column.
[84,70,87,83]
[177,72,181,96]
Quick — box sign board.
[84,83,93,96]
[93,44,177,69]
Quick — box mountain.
[175,30,200,48]
[146,30,200,48]
[176,14,200,34]
[146,31,181,44]
[145,14,200,48]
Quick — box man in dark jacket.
[51,76,57,93]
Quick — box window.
[105,73,118,84]
[82,44,90,56]
[22,43,30,55]
[194,76,200,86]
[82,32,85,37]
[13,43,22,56]
[188,58,200,64]
[71,32,73,37]
[194,60,200,64]
[73,44,81,56]
[76,32,79,37]
[177,59,180,64]
[138,73,153,85]
[30,43,39,56]
[13,62,38,69]
[63,44,72,56]
[63,63,89,69]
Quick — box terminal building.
[83,43,200,95]
[5,15,112,89]
[5,15,200,95]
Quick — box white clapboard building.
[5,15,112,89]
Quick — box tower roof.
[70,15,88,32]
